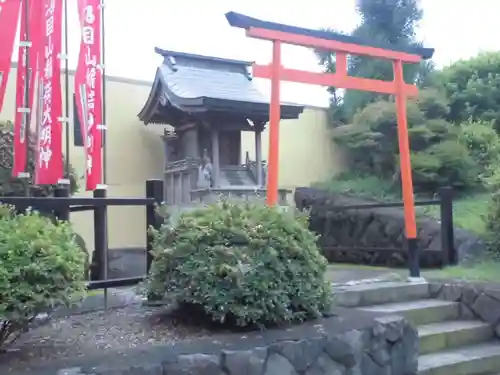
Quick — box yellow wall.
[0,66,344,251]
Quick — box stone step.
[358,299,459,326]
[419,320,493,355]
[418,340,500,375]
[333,281,429,307]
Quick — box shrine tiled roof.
[138,49,304,125]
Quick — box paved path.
[326,265,407,284]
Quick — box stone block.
[305,353,346,375]
[437,284,463,302]
[272,339,325,373]
[471,293,500,325]
[263,354,298,375]
[324,329,365,368]
[221,348,267,375]
[163,354,223,375]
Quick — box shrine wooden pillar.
[255,126,263,186]
[211,126,220,187]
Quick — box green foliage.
[458,120,500,182]
[0,120,78,197]
[332,89,477,193]
[146,199,332,328]
[487,177,500,255]
[410,140,478,193]
[0,207,87,351]
[432,52,500,129]
[313,172,398,201]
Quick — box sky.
[14,0,500,107]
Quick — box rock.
[163,354,223,375]
[361,353,391,375]
[462,287,479,307]
[397,325,419,373]
[272,339,324,372]
[428,283,443,298]
[263,354,298,375]
[305,353,347,375]
[90,363,163,375]
[94,363,163,375]
[494,324,500,338]
[472,293,500,325]
[324,330,364,368]
[437,284,463,302]
[455,228,487,263]
[222,348,267,375]
[374,315,405,342]
[57,368,86,375]
[460,303,477,320]
[294,187,486,267]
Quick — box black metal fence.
[0,179,164,291]
[309,186,455,272]
[0,181,456,289]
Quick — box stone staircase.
[334,281,500,375]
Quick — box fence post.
[439,186,456,266]
[53,186,70,221]
[92,186,108,281]
[146,179,164,273]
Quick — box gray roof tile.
[138,49,304,124]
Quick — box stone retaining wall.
[43,308,418,375]
[430,282,500,336]
[295,187,485,267]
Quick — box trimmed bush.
[146,199,332,328]
[0,207,87,351]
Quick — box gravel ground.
[1,303,213,372]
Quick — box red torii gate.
[226,12,435,278]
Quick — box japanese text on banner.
[35,0,63,185]
[75,0,102,190]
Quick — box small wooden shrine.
[138,48,303,206]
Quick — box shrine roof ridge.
[225,11,434,60]
[154,48,254,68]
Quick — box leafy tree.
[316,0,433,122]
[431,52,500,130]
[332,89,478,193]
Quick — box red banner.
[12,0,44,177]
[75,0,103,190]
[11,0,29,177]
[35,0,64,184]
[0,0,22,113]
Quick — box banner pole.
[22,0,30,185]
[63,0,70,180]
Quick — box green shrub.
[146,199,332,328]
[0,207,87,351]
[410,140,479,193]
[459,120,500,183]
[486,167,500,255]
